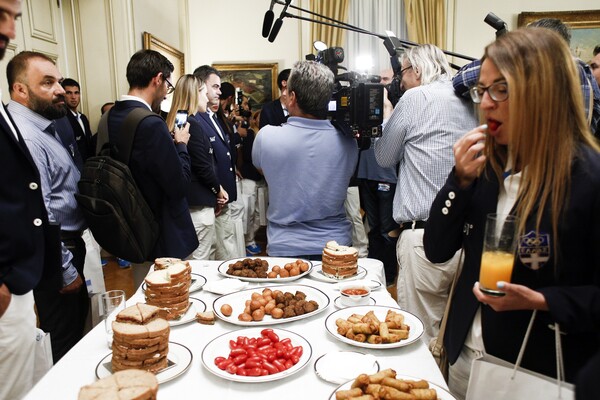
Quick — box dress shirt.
[207,109,225,140]
[71,110,85,132]
[7,100,83,286]
[375,78,478,223]
[0,88,17,140]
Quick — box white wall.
[448,0,599,66]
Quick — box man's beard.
[29,91,67,120]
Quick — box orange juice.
[479,251,515,291]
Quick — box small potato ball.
[252,309,265,321]
[238,313,252,322]
[220,304,233,317]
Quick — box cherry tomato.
[245,367,262,377]
[236,368,248,376]
[225,364,238,374]
[230,348,247,357]
[214,356,226,366]
[233,355,248,365]
[245,358,262,369]
[262,361,278,375]
[257,337,271,347]
[290,354,300,365]
[290,346,303,357]
[272,359,287,372]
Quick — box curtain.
[346,0,408,74]
[310,0,350,48]
[404,0,446,48]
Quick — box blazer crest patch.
[517,230,550,270]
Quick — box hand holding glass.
[101,290,126,348]
[479,214,519,296]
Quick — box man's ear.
[10,82,28,100]
[152,73,163,88]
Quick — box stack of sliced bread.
[321,241,359,279]
[79,369,158,400]
[144,260,192,320]
[112,303,170,374]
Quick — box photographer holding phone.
[166,75,228,260]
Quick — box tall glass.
[479,214,519,296]
[101,290,126,348]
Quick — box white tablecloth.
[25,259,447,399]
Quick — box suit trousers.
[0,291,36,399]
[34,235,90,362]
[344,187,368,257]
[396,228,460,344]
[211,205,239,260]
[188,206,216,260]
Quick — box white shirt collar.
[120,94,152,111]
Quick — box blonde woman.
[167,75,228,260]
[424,28,600,398]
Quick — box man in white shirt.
[62,78,94,162]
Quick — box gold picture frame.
[142,32,185,83]
[212,63,279,110]
[517,10,600,60]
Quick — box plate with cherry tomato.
[201,328,312,383]
[217,257,313,283]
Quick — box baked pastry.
[196,311,215,325]
[78,369,158,400]
[321,241,359,279]
[111,304,170,374]
[144,261,192,320]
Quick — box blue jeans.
[359,179,399,284]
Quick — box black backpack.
[75,108,159,263]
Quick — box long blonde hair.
[482,28,600,258]
[166,74,202,131]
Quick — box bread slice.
[112,318,170,340]
[145,263,191,288]
[78,369,158,400]
[116,303,160,325]
[154,257,182,270]
[196,311,215,325]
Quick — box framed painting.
[143,32,185,112]
[518,10,600,61]
[212,63,278,110]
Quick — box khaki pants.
[188,206,216,260]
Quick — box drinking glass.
[101,290,126,348]
[479,214,519,296]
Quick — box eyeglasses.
[469,81,508,104]
[164,76,175,95]
[400,65,413,74]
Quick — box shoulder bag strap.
[95,110,111,156]
[433,248,464,352]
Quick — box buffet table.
[25,259,448,399]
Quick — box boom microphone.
[262,0,276,38]
[267,0,291,43]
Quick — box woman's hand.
[473,281,549,312]
[453,125,487,188]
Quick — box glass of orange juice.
[479,214,519,296]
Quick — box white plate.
[334,296,376,309]
[217,257,313,283]
[329,374,456,400]
[314,351,380,384]
[95,342,193,384]
[213,284,330,326]
[309,264,367,283]
[142,273,206,293]
[203,278,249,295]
[334,279,382,291]
[324,305,424,349]
[201,327,312,383]
[168,297,206,327]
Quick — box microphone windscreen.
[268,18,283,43]
[262,10,274,38]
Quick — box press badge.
[378,183,391,192]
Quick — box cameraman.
[252,61,358,258]
[375,44,478,344]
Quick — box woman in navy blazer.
[423,29,600,398]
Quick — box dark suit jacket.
[424,145,600,382]
[55,115,84,171]
[194,113,237,203]
[259,98,287,129]
[0,105,61,294]
[186,114,220,207]
[65,110,94,162]
[107,100,198,260]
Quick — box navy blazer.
[0,105,61,294]
[259,98,287,129]
[65,110,94,162]
[107,100,198,260]
[424,145,600,382]
[186,114,220,207]
[194,112,236,202]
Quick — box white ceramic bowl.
[339,284,371,307]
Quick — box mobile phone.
[175,110,187,129]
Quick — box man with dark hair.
[252,61,358,258]
[590,45,600,86]
[193,65,239,260]
[7,50,89,362]
[0,2,61,397]
[453,18,600,135]
[107,49,198,259]
[259,68,290,128]
[61,78,94,161]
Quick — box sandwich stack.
[321,241,359,279]
[78,369,159,400]
[111,303,170,374]
[144,260,192,320]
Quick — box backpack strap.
[115,108,155,165]
[95,111,110,156]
